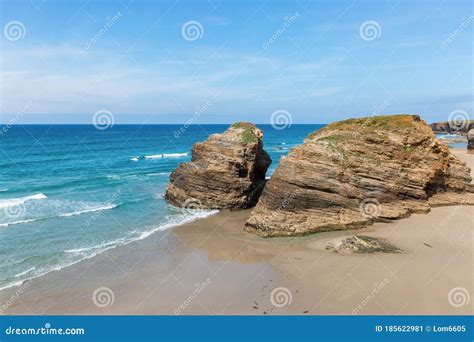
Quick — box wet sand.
[1,149,472,315]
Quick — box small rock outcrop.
[325,236,402,254]
[165,123,271,209]
[245,115,474,237]
[468,129,474,151]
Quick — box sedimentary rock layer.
[246,115,474,237]
[166,122,271,209]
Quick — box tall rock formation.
[246,115,474,237]
[165,123,271,209]
[468,129,474,151]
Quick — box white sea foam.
[163,153,188,157]
[0,204,118,228]
[14,267,36,278]
[144,153,188,159]
[0,210,218,292]
[130,157,139,162]
[58,204,118,218]
[0,219,38,228]
[146,172,170,177]
[0,193,47,209]
[144,154,163,159]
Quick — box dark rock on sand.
[165,122,271,209]
[325,235,402,254]
[246,115,474,237]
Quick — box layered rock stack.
[165,123,271,209]
[468,129,474,151]
[245,115,474,237]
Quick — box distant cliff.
[430,121,473,134]
[166,122,271,209]
[246,115,474,237]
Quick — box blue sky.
[0,0,472,124]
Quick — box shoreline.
[1,149,472,315]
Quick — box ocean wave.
[0,204,118,228]
[0,189,9,192]
[0,193,47,209]
[144,153,189,159]
[8,210,218,293]
[14,267,36,278]
[58,204,118,218]
[63,210,218,261]
[130,157,140,162]
[146,172,170,177]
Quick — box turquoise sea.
[0,124,322,290]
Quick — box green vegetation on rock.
[231,122,258,144]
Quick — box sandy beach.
[1,149,472,316]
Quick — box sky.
[0,0,472,124]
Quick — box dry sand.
[1,149,472,315]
